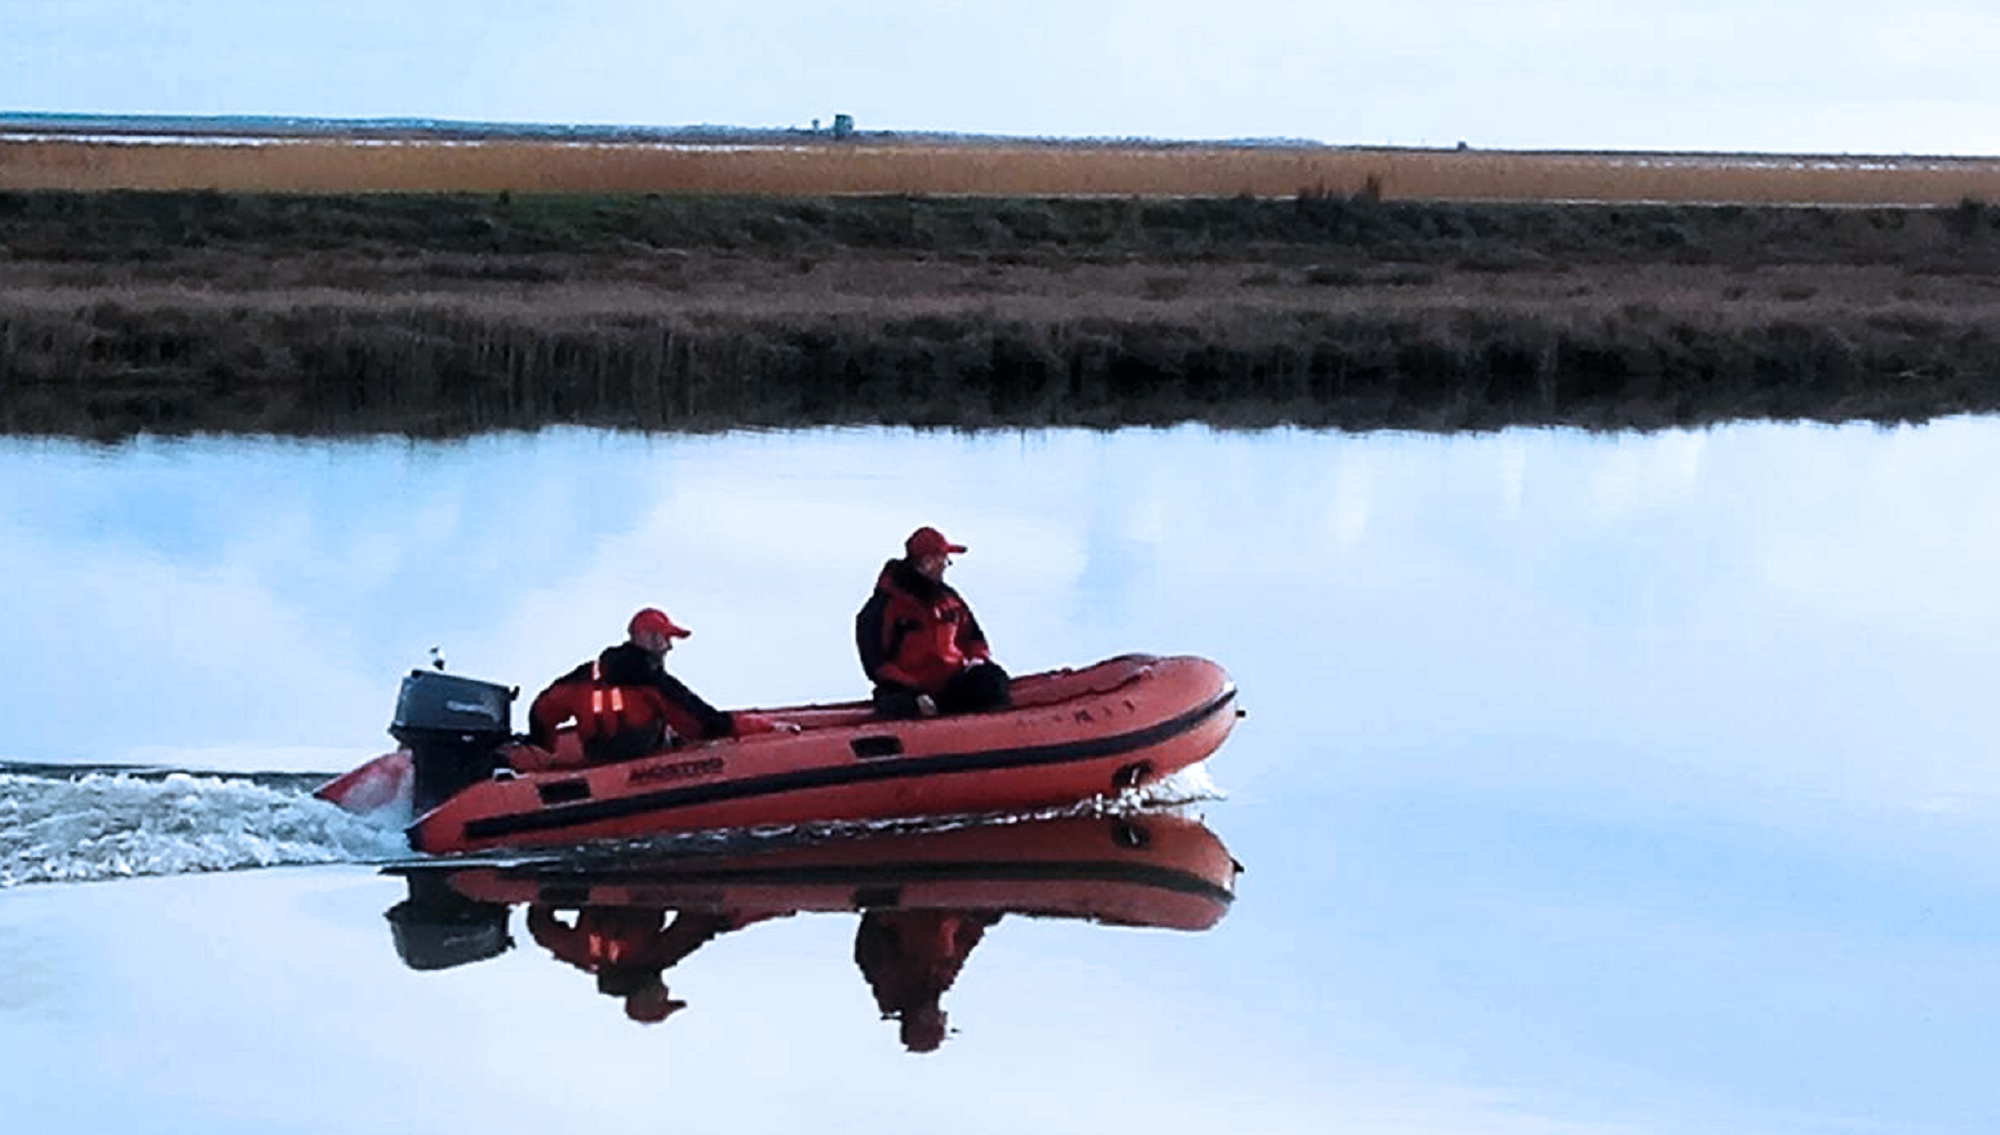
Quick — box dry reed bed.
[3,191,1998,438]
[7,139,2000,205]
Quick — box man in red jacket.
[526,903,770,1025]
[853,908,1002,1052]
[527,607,786,763]
[855,526,1011,718]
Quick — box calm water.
[5,422,2000,1134]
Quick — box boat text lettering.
[627,755,726,786]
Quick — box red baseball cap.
[624,984,687,1024]
[905,526,967,559]
[628,607,692,640]
[900,1005,949,1053]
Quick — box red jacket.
[527,905,742,975]
[853,910,999,1017]
[855,560,992,695]
[528,641,768,759]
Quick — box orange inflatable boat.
[378,812,1241,1047]
[394,811,1239,938]
[317,654,1239,855]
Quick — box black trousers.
[872,663,1012,719]
[583,723,668,763]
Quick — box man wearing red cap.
[855,527,1011,718]
[852,907,1000,1053]
[526,902,771,1026]
[526,607,780,762]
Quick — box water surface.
[4,422,2000,1134]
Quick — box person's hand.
[916,694,938,717]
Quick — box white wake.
[0,768,409,888]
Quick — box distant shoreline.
[1,190,1996,440]
[5,112,1996,162]
[1,113,1323,149]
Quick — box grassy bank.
[2,192,1998,438]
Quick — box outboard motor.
[390,669,517,814]
[384,870,513,971]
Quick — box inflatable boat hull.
[403,812,1240,935]
[320,654,1238,856]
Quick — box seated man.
[855,526,1011,719]
[526,902,771,1026]
[527,607,783,763]
[853,908,1002,1053]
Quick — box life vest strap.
[588,661,627,736]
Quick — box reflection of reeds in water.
[8,299,2000,440]
[7,139,2000,205]
[2,192,1998,439]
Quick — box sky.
[6,0,1999,155]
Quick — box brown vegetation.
[2,191,1998,439]
[6,138,2000,205]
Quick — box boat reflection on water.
[383,811,1241,1051]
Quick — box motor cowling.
[384,871,512,971]
[389,670,516,814]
